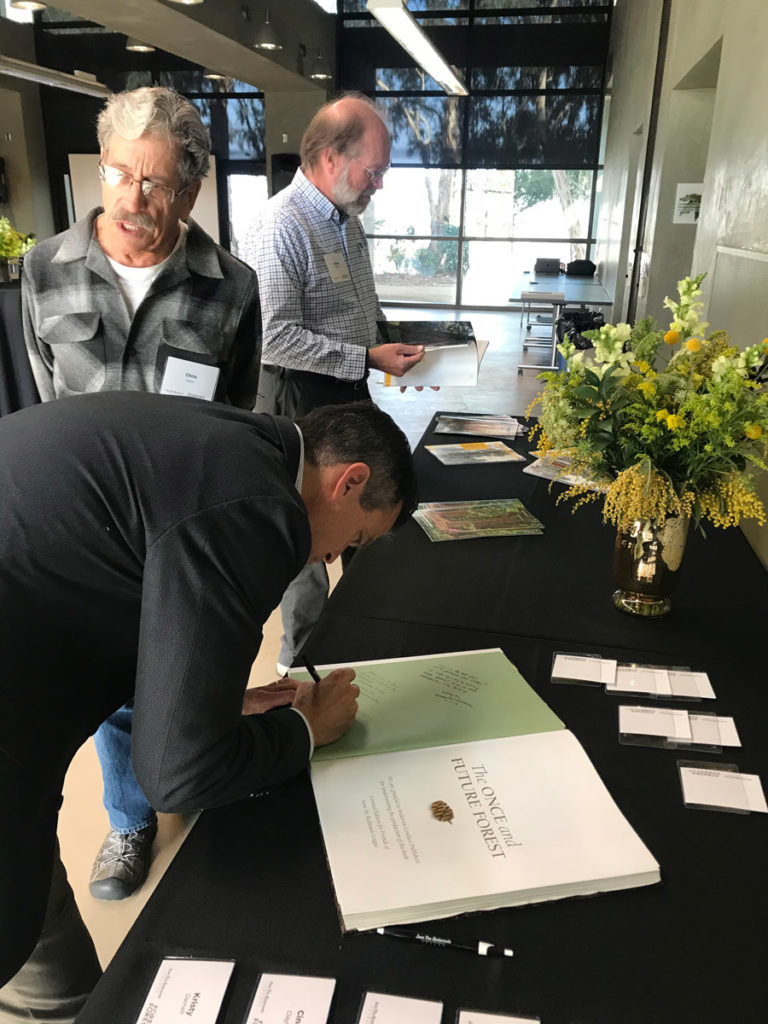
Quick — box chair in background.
[520,289,566,354]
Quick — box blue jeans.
[93,703,156,834]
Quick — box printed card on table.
[679,766,767,813]
[687,715,740,747]
[552,654,617,685]
[667,670,715,699]
[358,991,443,1024]
[134,957,234,1024]
[619,705,692,741]
[244,973,336,1024]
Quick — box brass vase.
[612,516,690,617]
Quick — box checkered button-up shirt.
[243,169,383,382]
[22,208,261,407]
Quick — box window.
[341,2,609,307]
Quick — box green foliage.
[412,225,469,277]
[388,243,408,271]
[0,218,36,261]
[535,276,768,530]
[513,170,591,213]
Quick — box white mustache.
[111,207,155,230]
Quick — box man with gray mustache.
[20,87,261,911]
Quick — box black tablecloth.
[77,414,768,1024]
[318,414,768,667]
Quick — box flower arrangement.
[532,274,768,533]
[0,216,36,262]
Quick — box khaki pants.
[0,846,101,1023]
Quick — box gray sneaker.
[88,822,158,900]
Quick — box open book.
[305,650,660,931]
[374,323,488,387]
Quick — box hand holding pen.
[291,658,359,747]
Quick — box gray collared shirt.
[22,208,262,407]
[242,169,383,382]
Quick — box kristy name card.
[134,957,234,1024]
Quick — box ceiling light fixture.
[0,52,109,97]
[253,8,283,52]
[309,50,332,82]
[9,1,48,10]
[125,37,156,53]
[366,0,468,97]
[202,68,227,80]
[164,1,205,6]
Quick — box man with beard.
[21,86,261,903]
[245,93,424,677]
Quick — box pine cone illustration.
[430,799,454,824]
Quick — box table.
[77,414,768,1024]
[510,271,613,373]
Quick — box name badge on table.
[133,957,234,1024]
[323,252,351,284]
[160,356,220,401]
[244,973,336,1024]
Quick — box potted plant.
[0,216,36,281]
[532,274,768,616]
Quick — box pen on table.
[301,655,322,685]
[376,927,513,958]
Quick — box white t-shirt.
[107,222,188,319]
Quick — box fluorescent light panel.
[366,0,468,97]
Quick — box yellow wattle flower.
[656,409,669,421]
[745,423,763,440]
[665,414,684,430]
[664,330,681,345]
[686,338,701,352]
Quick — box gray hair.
[300,91,386,171]
[96,86,210,187]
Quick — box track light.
[125,38,156,53]
[309,50,332,82]
[253,8,283,52]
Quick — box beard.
[332,164,375,216]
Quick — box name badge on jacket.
[323,252,351,283]
[160,356,220,401]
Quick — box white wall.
[600,0,768,567]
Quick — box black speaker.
[270,153,300,196]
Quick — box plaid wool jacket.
[22,208,261,408]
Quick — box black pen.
[376,927,513,958]
[301,654,322,685]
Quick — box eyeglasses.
[98,161,190,204]
[351,157,390,184]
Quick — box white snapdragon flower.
[710,354,733,381]
[592,322,631,364]
[735,344,763,376]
